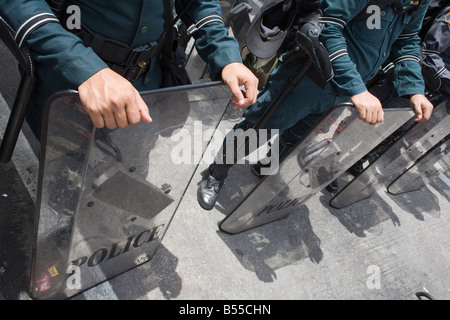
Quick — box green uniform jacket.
[320,0,430,97]
[0,0,242,91]
[243,0,430,135]
[421,2,450,96]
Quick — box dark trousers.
[209,116,319,180]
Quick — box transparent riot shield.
[329,99,450,209]
[30,82,230,299]
[387,135,449,195]
[219,98,415,234]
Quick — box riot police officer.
[0,0,258,138]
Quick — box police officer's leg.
[247,67,339,178]
[251,113,323,177]
[198,63,337,210]
[198,118,256,210]
[197,57,304,210]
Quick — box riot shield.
[30,82,230,299]
[329,99,450,209]
[219,98,415,234]
[387,135,449,195]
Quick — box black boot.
[326,179,339,193]
[347,160,365,177]
[197,164,229,210]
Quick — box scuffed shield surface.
[30,82,230,299]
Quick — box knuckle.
[129,117,140,126]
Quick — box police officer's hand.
[221,62,259,109]
[78,68,152,129]
[410,94,433,122]
[351,91,384,125]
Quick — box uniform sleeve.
[0,0,107,90]
[175,0,242,81]
[421,5,450,96]
[319,0,371,96]
[389,0,430,97]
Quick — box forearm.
[1,0,107,89]
[177,0,242,80]
[319,0,370,96]
[389,1,430,97]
